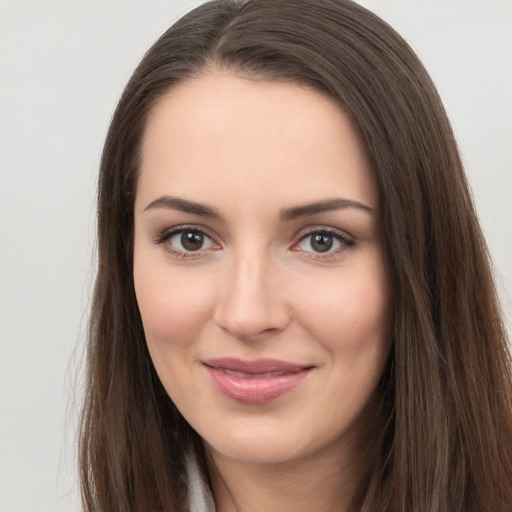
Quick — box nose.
[213,250,290,341]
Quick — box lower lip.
[204,365,312,404]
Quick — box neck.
[205,435,367,512]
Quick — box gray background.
[1,1,510,511]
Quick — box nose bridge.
[214,243,287,339]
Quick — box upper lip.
[203,358,312,374]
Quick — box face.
[133,72,391,466]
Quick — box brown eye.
[155,227,219,256]
[310,233,333,253]
[181,230,204,251]
[294,229,354,257]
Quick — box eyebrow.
[143,195,374,221]
[279,198,375,221]
[144,196,222,219]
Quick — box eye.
[293,229,354,256]
[172,230,209,252]
[154,226,219,257]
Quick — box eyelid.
[152,223,355,260]
[290,226,355,258]
[153,224,213,242]
[153,224,221,257]
[294,225,354,244]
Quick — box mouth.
[202,358,314,404]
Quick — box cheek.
[133,260,216,350]
[293,260,391,353]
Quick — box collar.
[186,451,216,512]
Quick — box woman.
[79,1,512,510]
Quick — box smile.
[203,358,314,404]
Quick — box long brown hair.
[79,1,512,510]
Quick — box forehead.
[137,72,377,212]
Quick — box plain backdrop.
[0,1,510,511]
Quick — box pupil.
[311,233,333,253]
[181,231,204,251]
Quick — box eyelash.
[153,225,219,259]
[153,225,355,260]
[292,228,355,260]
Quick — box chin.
[207,437,304,466]
[200,416,344,467]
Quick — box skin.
[133,72,392,512]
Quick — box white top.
[186,452,216,512]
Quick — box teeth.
[221,369,286,378]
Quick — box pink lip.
[203,358,313,405]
